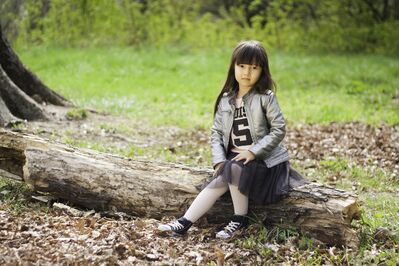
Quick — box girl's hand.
[232,151,255,165]
[213,162,224,177]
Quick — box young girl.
[158,40,305,239]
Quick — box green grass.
[317,157,398,192]
[16,46,399,128]
[0,178,42,214]
[65,108,88,120]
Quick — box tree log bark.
[0,129,361,249]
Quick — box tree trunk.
[0,96,19,126]
[0,129,361,249]
[0,65,49,121]
[0,24,71,126]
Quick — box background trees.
[1,0,398,54]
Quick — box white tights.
[183,182,248,223]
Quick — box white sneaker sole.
[157,224,172,231]
[216,231,232,239]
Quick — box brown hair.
[214,40,276,115]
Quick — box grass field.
[1,46,398,264]
[17,46,399,128]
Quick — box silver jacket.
[211,89,289,168]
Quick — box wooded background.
[1,0,399,54]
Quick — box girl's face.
[234,63,262,90]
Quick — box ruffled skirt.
[204,152,307,205]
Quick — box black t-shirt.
[230,100,253,153]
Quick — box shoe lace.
[223,221,241,233]
[169,220,184,230]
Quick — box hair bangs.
[234,42,266,67]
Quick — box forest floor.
[1,106,398,265]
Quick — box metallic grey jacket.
[211,89,289,168]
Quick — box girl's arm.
[249,93,286,158]
[211,103,226,168]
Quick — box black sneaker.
[216,215,248,239]
[157,217,193,235]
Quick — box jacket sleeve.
[211,102,226,168]
[249,93,286,158]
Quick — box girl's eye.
[252,66,258,70]
[239,65,244,68]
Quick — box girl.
[158,40,305,239]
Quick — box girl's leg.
[228,163,248,216]
[158,180,228,234]
[228,184,248,215]
[183,184,228,222]
[216,163,249,239]
[184,162,248,222]
[158,162,248,236]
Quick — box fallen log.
[0,129,361,248]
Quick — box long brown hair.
[214,40,276,115]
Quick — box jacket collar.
[227,89,255,105]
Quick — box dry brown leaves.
[285,122,399,172]
[0,207,257,265]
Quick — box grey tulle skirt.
[204,152,307,205]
